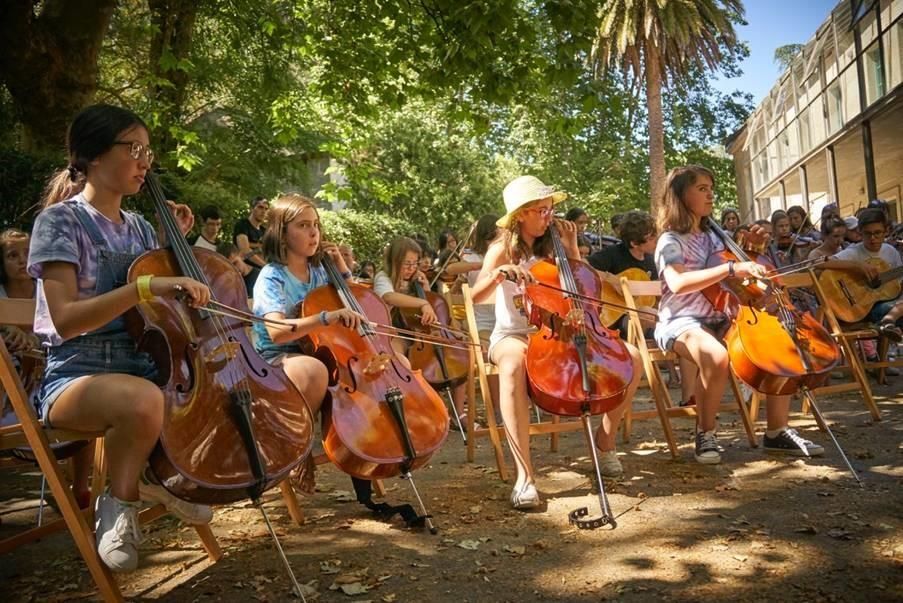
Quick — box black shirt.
[233,218,264,249]
[588,242,657,279]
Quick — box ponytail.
[41,166,86,208]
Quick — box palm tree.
[591,0,744,212]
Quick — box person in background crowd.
[233,196,268,270]
[720,208,740,234]
[610,213,626,239]
[217,242,259,296]
[809,217,846,261]
[192,205,222,252]
[357,260,376,282]
[339,243,358,276]
[843,216,862,246]
[787,205,820,241]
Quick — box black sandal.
[878,321,903,343]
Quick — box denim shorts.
[654,314,730,352]
[38,334,156,426]
[866,299,901,325]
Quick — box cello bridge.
[564,308,585,329]
[364,353,392,376]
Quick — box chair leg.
[728,373,758,448]
[549,415,560,452]
[279,480,304,526]
[479,372,509,482]
[649,366,679,459]
[844,336,882,420]
[466,356,477,463]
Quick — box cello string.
[146,175,244,397]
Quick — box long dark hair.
[41,104,148,208]
[472,214,499,256]
[657,165,716,234]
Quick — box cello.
[522,223,634,529]
[703,218,861,484]
[396,281,471,440]
[302,255,449,532]
[128,173,315,595]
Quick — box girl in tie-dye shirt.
[654,165,824,466]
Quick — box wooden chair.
[0,298,221,602]
[794,269,885,421]
[459,284,586,482]
[618,276,758,458]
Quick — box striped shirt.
[654,230,724,324]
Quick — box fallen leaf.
[457,539,481,550]
[339,582,370,595]
[827,528,853,540]
[794,526,817,534]
[503,544,526,556]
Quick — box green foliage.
[774,44,805,72]
[318,208,412,266]
[0,149,57,230]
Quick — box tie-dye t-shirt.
[654,229,724,324]
[27,195,158,345]
[252,262,328,360]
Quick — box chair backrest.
[1,298,36,329]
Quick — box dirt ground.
[2,379,901,602]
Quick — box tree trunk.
[645,42,666,215]
[148,0,201,154]
[0,0,117,154]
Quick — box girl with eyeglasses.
[28,104,213,572]
[471,176,643,510]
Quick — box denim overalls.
[38,203,158,424]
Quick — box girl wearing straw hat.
[471,176,642,510]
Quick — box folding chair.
[459,284,587,482]
[800,270,885,420]
[0,298,221,602]
[618,276,758,458]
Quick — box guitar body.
[820,259,903,323]
[599,268,653,327]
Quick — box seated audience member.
[218,242,259,295]
[192,205,223,251]
[233,196,268,270]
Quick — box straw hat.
[497,176,567,228]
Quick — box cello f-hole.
[389,358,413,383]
[343,356,361,394]
[236,339,270,378]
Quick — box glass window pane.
[799,109,811,154]
[810,95,827,145]
[864,41,886,105]
[781,121,800,168]
[826,82,844,133]
[823,36,838,81]
[860,5,879,46]
[885,21,903,89]
[842,65,861,121]
[893,0,903,22]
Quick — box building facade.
[728,0,903,225]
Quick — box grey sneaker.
[763,428,825,457]
[139,469,213,525]
[596,450,624,478]
[694,430,722,465]
[95,493,143,572]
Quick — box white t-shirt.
[488,257,538,355]
[193,235,218,251]
[463,251,495,333]
[832,242,902,268]
[373,270,398,300]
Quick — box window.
[859,4,879,46]
[767,140,781,178]
[841,65,861,120]
[864,41,886,105]
[826,81,844,132]
[810,95,827,146]
[799,108,812,154]
[823,35,839,81]
[780,121,801,169]
[834,3,857,69]
[885,20,903,89]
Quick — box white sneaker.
[596,450,624,478]
[510,483,541,510]
[139,470,213,525]
[95,493,143,572]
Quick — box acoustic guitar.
[820,260,903,323]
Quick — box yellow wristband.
[136,275,155,302]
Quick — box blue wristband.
[319,310,329,326]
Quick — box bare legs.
[48,374,164,501]
[491,337,535,490]
[672,329,729,432]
